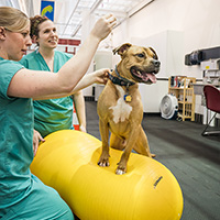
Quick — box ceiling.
[0,0,153,40]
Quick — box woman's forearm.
[73,91,87,132]
[57,35,100,92]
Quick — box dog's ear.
[149,47,158,60]
[113,43,132,56]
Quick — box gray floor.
[83,101,220,220]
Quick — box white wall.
[111,0,220,114]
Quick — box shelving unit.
[168,76,196,121]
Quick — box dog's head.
[113,43,160,84]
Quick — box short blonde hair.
[0,6,30,32]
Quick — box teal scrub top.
[0,57,34,208]
[0,57,74,219]
[20,50,74,138]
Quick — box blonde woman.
[0,6,116,219]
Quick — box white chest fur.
[109,85,132,123]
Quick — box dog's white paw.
[115,168,126,175]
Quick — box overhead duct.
[185,46,220,66]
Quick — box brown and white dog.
[97,43,160,175]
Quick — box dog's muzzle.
[130,59,160,84]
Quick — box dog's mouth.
[130,66,157,84]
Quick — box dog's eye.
[136,53,145,58]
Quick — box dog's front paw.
[98,156,110,167]
[115,164,126,175]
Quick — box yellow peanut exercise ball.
[30,130,183,220]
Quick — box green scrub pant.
[0,175,74,220]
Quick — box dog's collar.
[108,66,135,87]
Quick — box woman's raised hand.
[90,14,117,42]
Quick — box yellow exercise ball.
[30,130,183,220]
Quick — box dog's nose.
[153,59,161,68]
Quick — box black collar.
[108,66,135,87]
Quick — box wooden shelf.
[169,87,194,90]
[168,76,196,121]
[178,101,193,104]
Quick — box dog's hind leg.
[133,128,155,158]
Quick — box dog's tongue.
[143,73,157,83]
